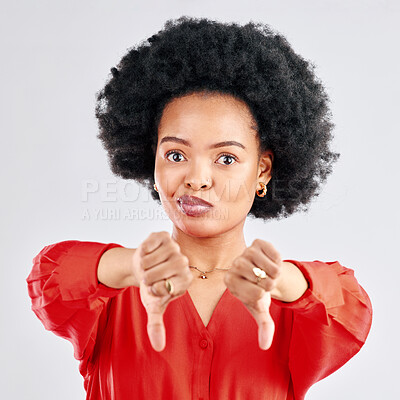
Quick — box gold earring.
[153,183,158,193]
[256,182,267,197]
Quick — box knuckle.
[224,271,233,285]
[231,258,239,269]
[161,231,170,239]
[270,266,280,279]
[170,241,181,254]
[171,253,185,267]
[259,287,267,298]
[247,247,257,257]
[165,239,178,252]
[143,271,152,285]
[253,287,265,301]
[253,238,266,248]
[167,247,176,259]
[151,283,162,296]
[232,256,244,269]
[149,232,159,239]
[264,280,274,291]
[186,271,194,283]
[169,236,179,245]
[182,255,189,265]
[179,256,190,268]
[273,254,282,265]
[234,262,245,274]
[139,258,147,271]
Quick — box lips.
[177,194,213,217]
[178,194,213,207]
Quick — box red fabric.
[26,240,373,400]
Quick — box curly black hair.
[95,15,340,221]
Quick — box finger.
[140,246,173,272]
[143,256,189,286]
[141,242,182,273]
[230,257,277,293]
[246,246,281,279]
[253,239,282,265]
[148,275,186,298]
[141,231,171,256]
[224,270,266,305]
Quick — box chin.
[171,219,218,237]
[164,204,238,237]
[179,218,238,239]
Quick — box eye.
[165,150,185,163]
[216,153,237,166]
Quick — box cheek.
[220,173,256,203]
[155,167,182,196]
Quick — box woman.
[27,16,373,399]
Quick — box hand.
[223,239,282,350]
[132,231,193,352]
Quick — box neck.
[171,222,248,278]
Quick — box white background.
[1,0,399,398]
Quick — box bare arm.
[270,261,309,303]
[97,247,140,289]
[97,248,307,300]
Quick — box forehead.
[157,93,259,144]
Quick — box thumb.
[139,281,171,352]
[245,291,275,350]
[146,309,167,352]
[257,309,275,350]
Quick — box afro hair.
[95,15,340,221]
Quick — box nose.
[184,161,212,191]
[184,177,212,191]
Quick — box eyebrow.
[159,136,246,150]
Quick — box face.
[154,92,273,238]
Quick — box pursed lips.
[177,194,213,208]
[177,194,214,217]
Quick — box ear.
[257,150,274,184]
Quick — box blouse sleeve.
[271,259,373,399]
[26,240,127,369]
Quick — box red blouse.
[26,240,372,400]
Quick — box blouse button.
[199,339,208,349]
